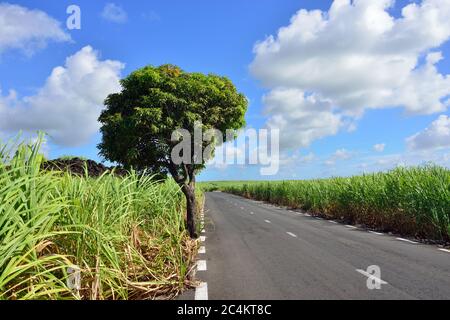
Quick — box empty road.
[190,192,450,300]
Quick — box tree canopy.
[98,64,248,237]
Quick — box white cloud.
[373,143,386,152]
[101,3,128,24]
[0,3,70,55]
[0,46,124,146]
[251,0,450,149]
[406,115,450,150]
[324,148,353,166]
[264,88,343,150]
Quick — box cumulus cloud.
[264,88,343,150]
[101,3,128,23]
[0,46,124,146]
[373,143,386,152]
[406,115,450,150]
[251,0,450,149]
[0,3,70,55]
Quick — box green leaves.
[98,64,248,176]
[0,136,196,299]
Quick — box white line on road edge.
[199,246,206,254]
[346,225,358,229]
[195,282,208,300]
[369,231,384,235]
[304,213,311,217]
[356,269,388,285]
[201,229,205,233]
[438,248,450,253]
[264,220,271,224]
[329,221,338,224]
[197,260,207,271]
[200,236,206,242]
[286,232,297,238]
[396,237,418,244]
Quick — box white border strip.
[396,237,418,244]
[197,260,207,271]
[195,282,208,300]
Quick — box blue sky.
[0,0,449,181]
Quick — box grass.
[0,135,197,300]
[200,166,450,241]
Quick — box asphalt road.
[187,192,450,300]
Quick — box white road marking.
[396,237,418,244]
[304,213,310,217]
[369,231,384,235]
[200,236,206,242]
[264,220,271,224]
[329,221,338,224]
[197,260,207,271]
[438,248,450,253]
[346,225,358,229]
[195,282,208,300]
[199,246,206,254]
[356,269,388,285]
[240,207,244,210]
[250,212,254,215]
[201,229,206,233]
[286,232,297,238]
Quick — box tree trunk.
[182,183,197,239]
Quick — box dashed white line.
[356,269,388,285]
[329,221,338,224]
[438,248,450,253]
[250,212,254,215]
[197,260,207,271]
[199,246,206,254]
[369,231,384,235]
[200,236,206,242]
[195,282,208,300]
[201,229,206,233]
[396,237,418,244]
[264,220,271,224]
[346,225,358,229]
[286,232,297,238]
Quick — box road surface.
[186,192,450,300]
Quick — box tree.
[98,64,248,238]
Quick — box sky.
[0,0,449,181]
